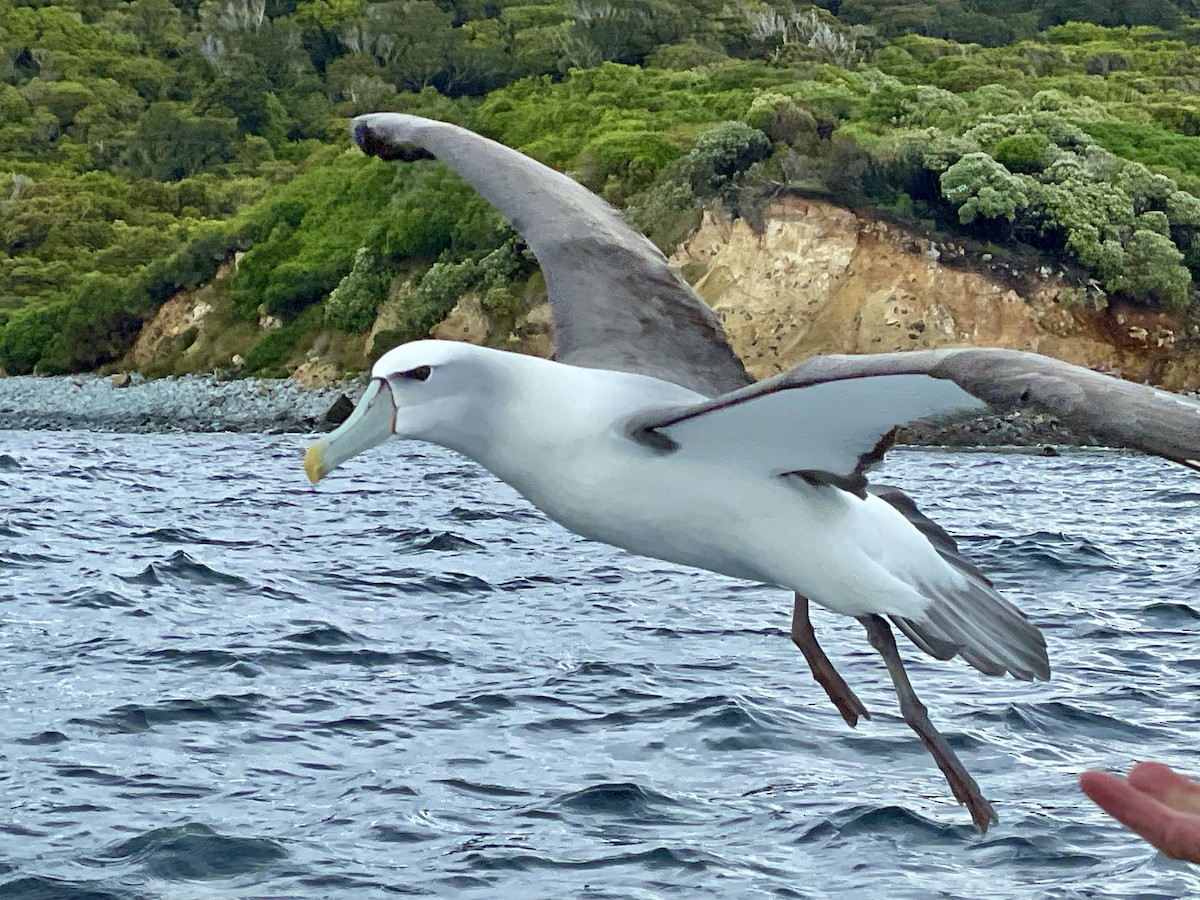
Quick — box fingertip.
[1128,760,1177,788]
[1080,769,1120,798]
[1128,761,1200,816]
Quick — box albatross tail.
[871,484,1050,682]
[891,574,1049,681]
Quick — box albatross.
[305,113,1200,832]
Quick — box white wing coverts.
[630,347,1200,497]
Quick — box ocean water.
[1,431,1198,899]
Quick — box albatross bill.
[305,377,396,485]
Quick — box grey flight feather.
[870,486,1047,679]
[351,112,751,397]
[896,576,1049,681]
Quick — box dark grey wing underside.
[351,113,751,397]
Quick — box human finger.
[1127,761,1200,817]
[1080,770,1200,863]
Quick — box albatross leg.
[857,613,998,832]
[790,593,870,727]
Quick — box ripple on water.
[0,875,139,900]
[1146,488,1200,504]
[258,646,404,670]
[972,532,1118,571]
[377,526,483,552]
[427,692,519,723]
[56,587,138,609]
[996,700,1167,739]
[4,438,1200,898]
[0,550,68,567]
[306,568,494,597]
[15,730,70,746]
[69,693,267,733]
[1142,601,1200,624]
[88,823,287,881]
[437,778,534,800]
[137,647,245,670]
[967,834,1103,868]
[446,505,541,523]
[370,824,437,844]
[135,526,254,547]
[831,805,975,841]
[553,782,688,823]
[454,845,715,875]
[118,550,251,588]
[282,622,362,645]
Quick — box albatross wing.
[634,347,1200,497]
[351,113,751,398]
[639,369,986,497]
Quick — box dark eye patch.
[400,365,432,381]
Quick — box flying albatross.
[305,113,1200,832]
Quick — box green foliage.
[387,235,537,343]
[941,152,1031,225]
[398,259,477,341]
[1084,122,1200,190]
[0,303,63,374]
[10,0,1200,374]
[992,133,1052,174]
[325,246,389,332]
[1109,228,1191,308]
[673,120,771,202]
[231,153,399,319]
[54,272,147,371]
[579,129,683,199]
[242,312,313,376]
[368,326,407,363]
[125,103,240,180]
[143,223,239,301]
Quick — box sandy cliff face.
[670,198,1200,389]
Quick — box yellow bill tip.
[304,442,326,485]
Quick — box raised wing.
[351,113,751,398]
[633,348,1200,496]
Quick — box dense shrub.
[242,310,321,376]
[578,130,684,199]
[0,303,63,374]
[325,247,390,333]
[384,236,538,344]
[992,133,1053,174]
[674,121,772,201]
[941,152,1031,226]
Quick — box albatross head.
[304,340,506,484]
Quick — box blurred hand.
[1080,762,1200,863]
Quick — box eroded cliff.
[672,199,1200,389]
[128,198,1200,390]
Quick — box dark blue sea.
[1,432,1199,898]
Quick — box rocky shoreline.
[896,410,1096,449]
[0,372,1103,448]
[0,374,366,434]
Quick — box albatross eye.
[399,365,432,382]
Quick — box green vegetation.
[7,0,1200,373]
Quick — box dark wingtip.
[350,118,437,163]
[350,119,371,152]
